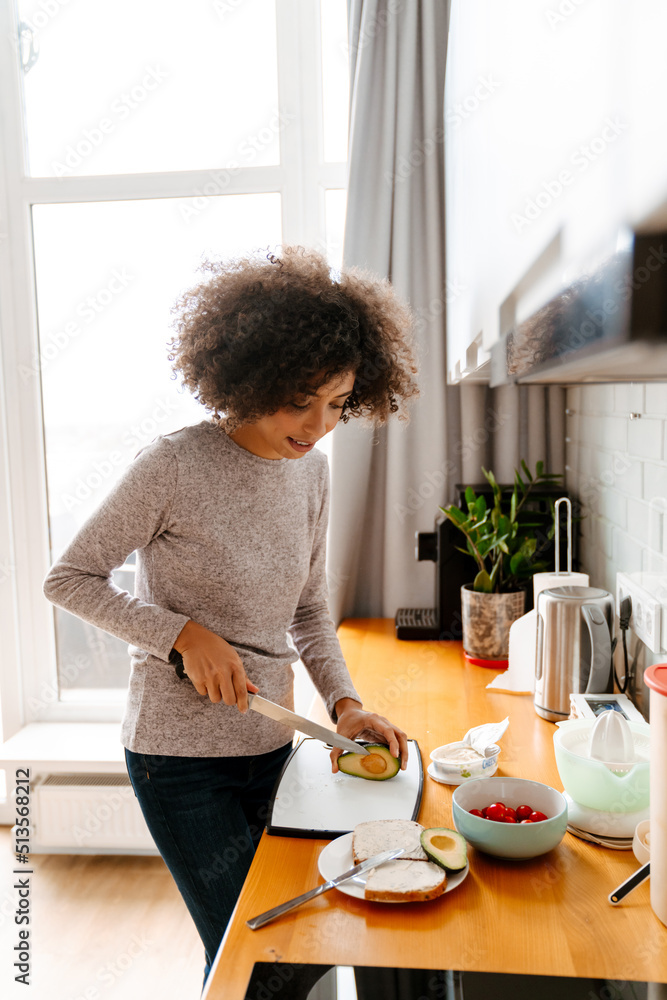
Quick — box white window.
[0,0,349,730]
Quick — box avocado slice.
[337,744,401,781]
[420,828,467,871]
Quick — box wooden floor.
[0,825,204,1000]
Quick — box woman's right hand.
[172,620,258,712]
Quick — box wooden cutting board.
[265,738,423,838]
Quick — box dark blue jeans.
[124,742,292,990]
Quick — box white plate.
[317,832,469,902]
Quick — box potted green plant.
[440,460,562,664]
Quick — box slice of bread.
[364,859,447,902]
[353,819,428,864]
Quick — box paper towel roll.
[532,571,590,603]
[487,610,537,695]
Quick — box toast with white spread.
[352,819,428,864]
[364,858,447,902]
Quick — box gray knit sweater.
[43,421,361,756]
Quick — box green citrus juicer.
[553,710,650,842]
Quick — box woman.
[43,246,420,987]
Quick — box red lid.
[645,663,667,697]
[464,653,508,670]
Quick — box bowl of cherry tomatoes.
[452,776,568,859]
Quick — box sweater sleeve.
[287,461,362,721]
[43,437,190,662]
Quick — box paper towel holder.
[554,497,573,574]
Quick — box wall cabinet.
[445,0,667,384]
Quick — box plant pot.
[460,585,526,663]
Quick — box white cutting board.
[266,738,423,839]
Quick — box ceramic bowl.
[452,776,568,859]
[633,820,651,865]
[429,742,500,784]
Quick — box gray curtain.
[328,0,565,624]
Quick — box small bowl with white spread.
[429,741,500,784]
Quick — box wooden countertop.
[203,619,665,998]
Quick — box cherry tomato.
[503,807,517,822]
[516,804,533,821]
[469,808,484,817]
[484,802,506,822]
[529,810,548,823]
[520,819,533,824]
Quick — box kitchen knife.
[608,861,650,904]
[171,650,370,756]
[247,693,371,756]
[246,847,407,929]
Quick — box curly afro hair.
[168,246,419,432]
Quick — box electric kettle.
[534,585,614,721]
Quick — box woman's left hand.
[331,698,409,773]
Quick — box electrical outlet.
[616,572,667,654]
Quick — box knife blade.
[248,693,371,756]
[246,846,407,929]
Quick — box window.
[0,0,349,728]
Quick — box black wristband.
[169,647,186,679]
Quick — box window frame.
[0,0,348,737]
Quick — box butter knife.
[248,694,371,756]
[246,847,407,929]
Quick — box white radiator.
[30,773,158,854]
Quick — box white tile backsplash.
[645,384,667,416]
[613,383,645,415]
[566,383,667,600]
[644,461,667,502]
[601,415,628,452]
[627,417,663,461]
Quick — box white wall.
[565,381,667,716]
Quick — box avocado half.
[420,828,467,871]
[337,744,400,781]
